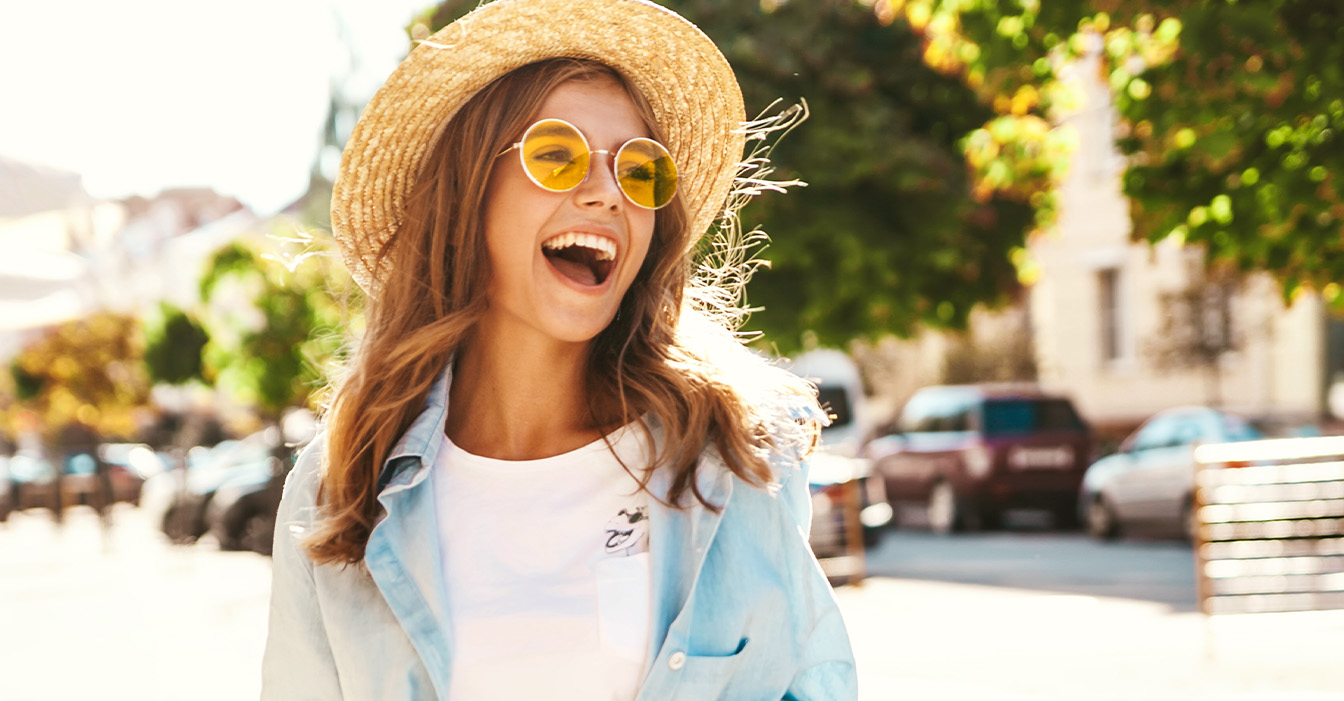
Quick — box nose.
[574,150,623,212]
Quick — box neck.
[446,322,612,460]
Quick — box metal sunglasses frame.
[495,117,677,210]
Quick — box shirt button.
[667,651,687,671]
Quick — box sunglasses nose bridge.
[586,148,616,178]
[575,148,623,194]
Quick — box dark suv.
[867,384,1092,533]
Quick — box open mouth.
[542,232,616,287]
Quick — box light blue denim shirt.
[261,365,858,699]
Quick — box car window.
[1171,419,1203,446]
[1131,415,1179,451]
[898,392,933,432]
[816,386,853,428]
[936,403,972,431]
[980,398,1086,437]
[900,389,974,433]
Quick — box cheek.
[482,172,547,273]
[626,211,657,272]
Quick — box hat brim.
[331,0,746,293]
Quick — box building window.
[1099,267,1124,362]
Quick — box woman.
[262,0,857,698]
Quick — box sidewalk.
[1,506,1341,700]
[0,506,271,700]
[836,576,1344,700]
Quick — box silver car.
[1081,406,1264,539]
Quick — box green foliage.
[907,0,1344,306]
[882,1,1086,224]
[5,312,151,439]
[669,0,1049,350]
[143,303,210,386]
[200,244,259,301]
[11,361,42,401]
[1103,0,1344,303]
[892,0,1083,111]
[197,229,361,420]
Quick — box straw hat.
[331,0,746,293]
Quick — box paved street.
[851,524,1344,700]
[1,506,1342,700]
[865,520,1198,610]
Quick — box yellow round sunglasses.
[496,118,678,210]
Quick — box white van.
[786,349,868,457]
[783,349,891,562]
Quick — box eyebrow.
[528,123,579,139]
[528,121,652,147]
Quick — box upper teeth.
[542,232,616,261]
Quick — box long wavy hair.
[305,58,818,565]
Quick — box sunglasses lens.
[616,138,678,209]
[520,119,590,191]
[517,120,677,209]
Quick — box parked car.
[206,410,317,555]
[6,451,59,512]
[156,430,279,545]
[206,455,287,554]
[787,350,893,560]
[868,384,1092,534]
[1080,406,1264,540]
[0,454,12,521]
[807,451,891,559]
[97,443,170,505]
[3,442,160,516]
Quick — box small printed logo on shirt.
[604,506,648,555]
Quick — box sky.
[0,0,429,214]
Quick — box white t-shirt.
[432,424,653,701]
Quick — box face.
[478,78,657,349]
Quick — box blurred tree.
[197,227,361,422]
[1103,1,1343,306]
[143,303,211,387]
[10,361,41,402]
[900,0,1344,306]
[416,0,1071,352]
[141,302,214,452]
[5,312,151,440]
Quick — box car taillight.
[810,483,847,517]
[819,483,846,503]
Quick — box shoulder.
[686,386,821,489]
[759,388,826,481]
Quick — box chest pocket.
[666,638,751,700]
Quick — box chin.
[547,315,618,345]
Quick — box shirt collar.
[376,360,453,493]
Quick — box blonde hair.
[306,58,817,565]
